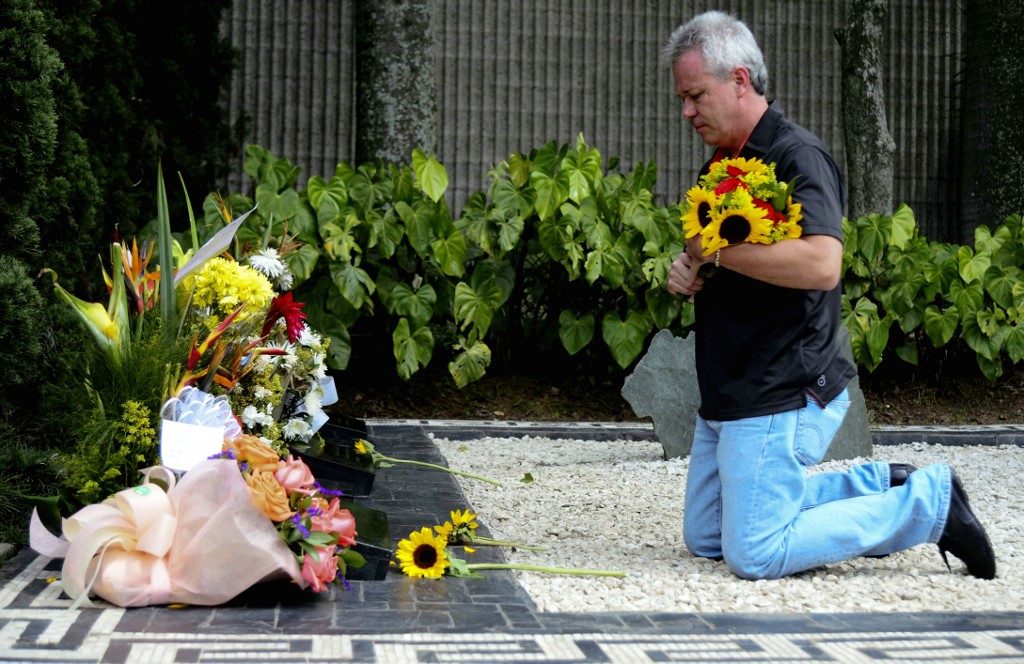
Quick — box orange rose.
[245,470,294,522]
[225,434,282,473]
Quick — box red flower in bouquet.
[275,454,317,494]
[262,292,307,342]
[312,497,358,547]
[302,545,340,592]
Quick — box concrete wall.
[220,0,963,240]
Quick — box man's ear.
[732,66,752,95]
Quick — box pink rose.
[311,497,358,547]
[301,545,339,592]
[274,454,316,494]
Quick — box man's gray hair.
[662,10,768,96]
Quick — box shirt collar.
[740,100,783,158]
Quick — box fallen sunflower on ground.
[395,526,624,580]
[434,509,546,552]
[354,439,501,486]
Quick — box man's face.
[672,50,740,149]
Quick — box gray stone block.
[621,329,699,459]
[621,327,872,461]
[824,327,873,461]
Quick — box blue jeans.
[683,389,952,579]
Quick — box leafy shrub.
[842,205,1024,380]
[201,136,692,387]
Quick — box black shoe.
[937,469,996,580]
[889,463,917,487]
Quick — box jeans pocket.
[794,389,851,466]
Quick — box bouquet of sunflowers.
[681,156,802,255]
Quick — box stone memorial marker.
[622,327,872,461]
[621,329,700,459]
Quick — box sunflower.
[704,156,771,186]
[681,187,719,238]
[449,508,479,532]
[769,198,804,243]
[395,527,451,578]
[701,206,773,254]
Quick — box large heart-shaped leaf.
[329,261,375,310]
[453,281,503,338]
[431,229,468,278]
[957,245,991,283]
[448,341,492,387]
[923,305,959,347]
[558,310,595,355]
[601,310,652,368]
[412,149,449,203]
[390,282,437,329]
[531,169,570,221]
[392,317,434,380]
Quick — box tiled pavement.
[1,420,1023,663]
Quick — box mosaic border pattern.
[4,553,1024,663]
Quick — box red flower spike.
[262,292,307,342]
[752,198,787,225]
[714,177,747,196]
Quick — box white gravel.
[431,435,1024,613]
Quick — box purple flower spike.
[290,513,311,539]
[314,482,344,497]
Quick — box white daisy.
[241,405,260,428]
[283,418,312,441]
[310,354,328,380]
[276,269,294,291]
[303,390,323,416]
[249,247,287,278]
[298,324,321,348]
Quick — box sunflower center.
[697,202,713,227]
[413,543,438,568]
[720,214,753,244]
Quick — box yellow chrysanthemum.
[681,187,719,238]
[183,257,275,325]
[701,206,773,255]
[395,527,450,579]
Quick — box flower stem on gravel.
[471,537,547,551]
[466,563,626,577]
[378,455,502,486]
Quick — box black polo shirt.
[693,101,856,421]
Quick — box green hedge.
[201,142,1024,387]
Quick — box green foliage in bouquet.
[64,399,158,506]
[842,205,1024,380]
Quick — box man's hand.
[667,249,706,297]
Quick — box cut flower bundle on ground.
[394,509,625,580]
